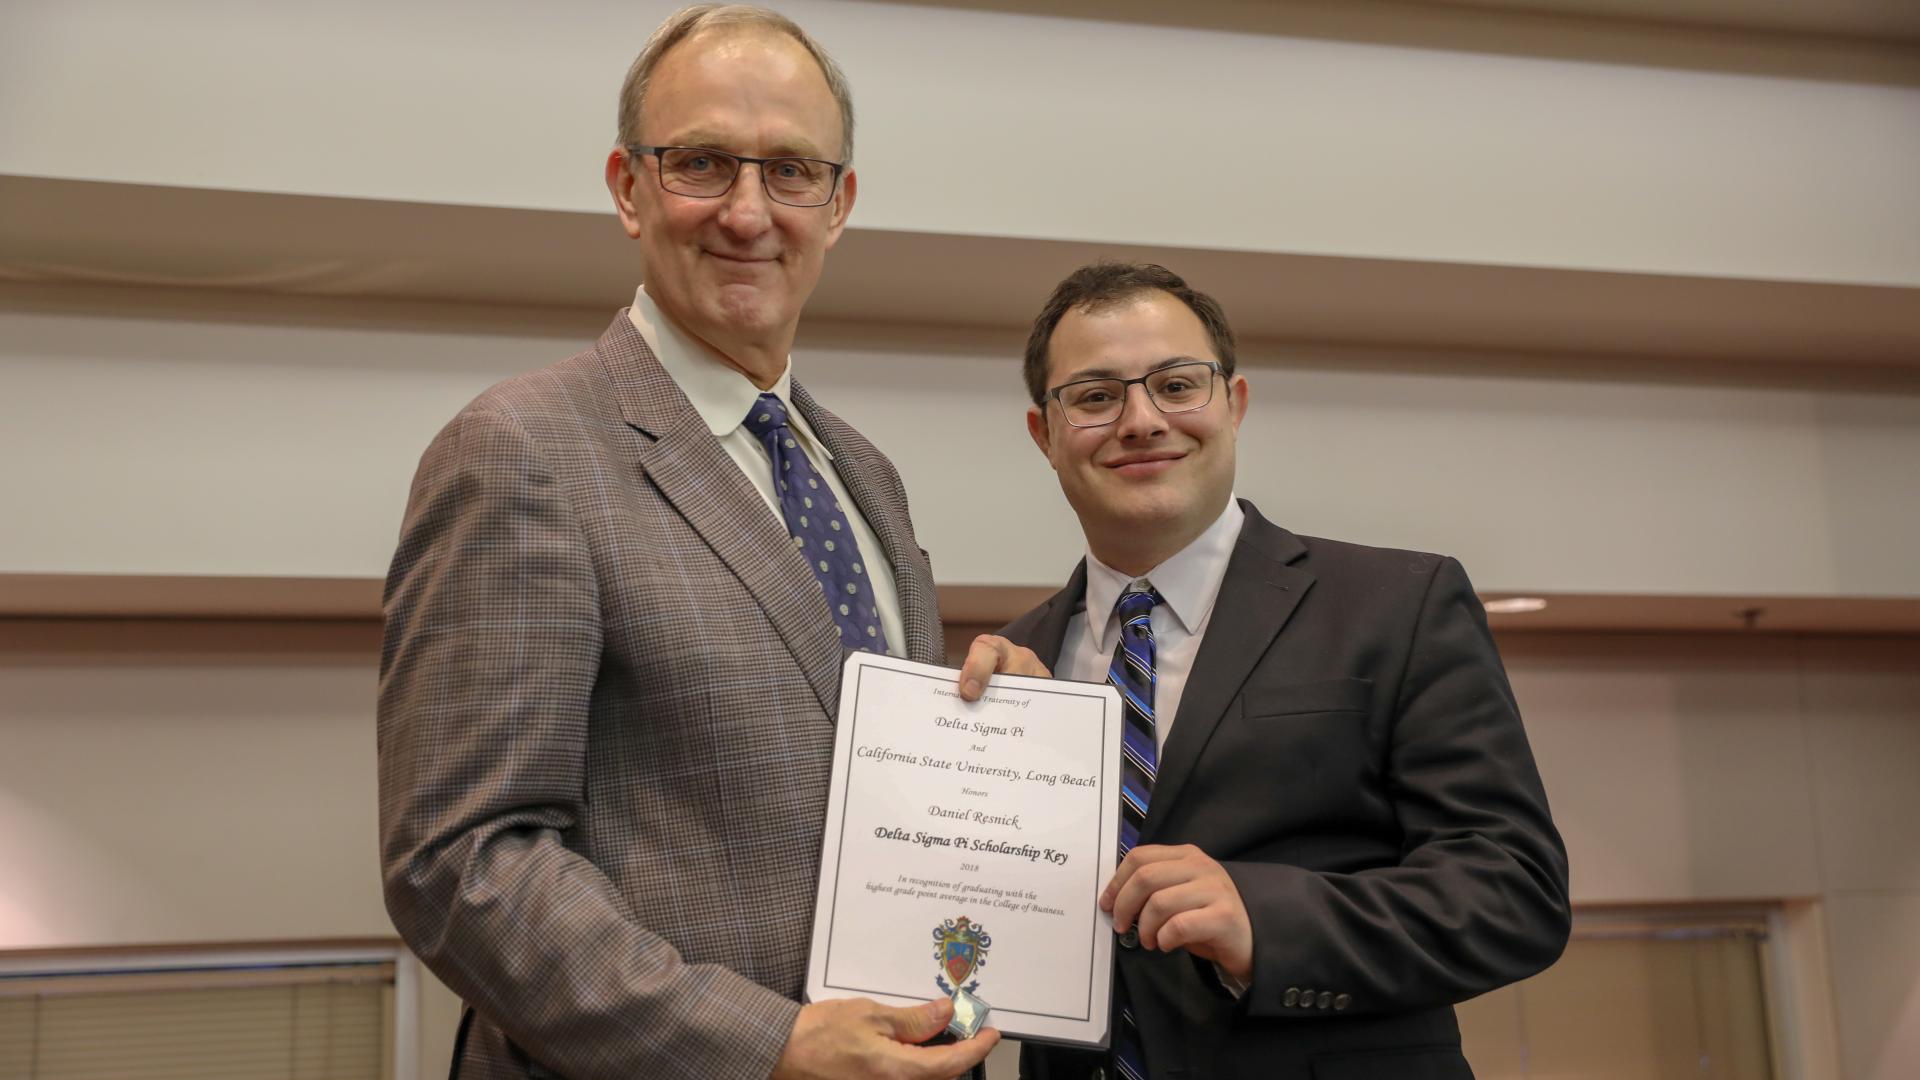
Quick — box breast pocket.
[1222,677,1377,796]
[1241,676,1373,720]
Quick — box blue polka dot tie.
[1109,586,1158,1080]
[743,393,890,653]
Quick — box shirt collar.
[627,286,830,459]
[1083,498,1246,653]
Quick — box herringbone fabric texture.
[378,313,942,1080]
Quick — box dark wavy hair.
[1022,261,1237,405]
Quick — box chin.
[1083,489,1186,532]
[709,292,789,333]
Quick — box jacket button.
[1316,991,1333,1010]
[1334,993,1352,1011]
[1118,928,1139,949]
[1297,987,1315,1007]
[1282,987,1300,1006]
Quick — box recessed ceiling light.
[1484,597,1548,614]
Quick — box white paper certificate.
[805,652,1121,1047]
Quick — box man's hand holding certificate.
[806,651,1122,1047]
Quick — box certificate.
[805,652,1121,1046]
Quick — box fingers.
[1135,879,1216,951]
[776,998,998,1080]
[879,1001,999,1080]
[957,636,1052,700]
[1157,903,1250,980]
[1110,848,1254,980]
[901,1027,1001,1079]
[957,636,1005,700]
[1160,898,1255,985]
[1099,844,1161,909]
[1112,860,1200,934]
[1103,845,1201,926]
[1000,643,1051,678]
[884,996,954,1044]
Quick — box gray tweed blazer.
[378,312,944,1079]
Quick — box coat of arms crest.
[931,915,992,995]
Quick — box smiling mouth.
[1105,453,1186,474]
[707,250,775,264]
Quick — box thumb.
[887,997,954,1044]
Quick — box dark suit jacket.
[378,314,945,1079]
[1004,501,1569,1080]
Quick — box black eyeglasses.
[626,144,846,207]
[1046,361,1224,428]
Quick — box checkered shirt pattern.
[379,313,943,1080]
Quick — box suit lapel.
[596,315,843,715]
[791,383,943,665]
[1144,503,1314,838]
[1026,562,1088,671]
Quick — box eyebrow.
[1057,355,1209,384]
[662,129,832,159]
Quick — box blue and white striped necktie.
[1107,585,1159,1080]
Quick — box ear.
[1026,404,1055,464]
[606,148,644,240]
[823,167,857,249]
[1226,374,1250,430]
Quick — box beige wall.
[5,286,1919,595]
[4,1,1916,285]
[2,623,1913,1076]
[2,1,1916,1077]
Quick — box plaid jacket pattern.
[378,313,944,1079]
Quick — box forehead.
[1047,291,1217,381]
[644,28,844,156]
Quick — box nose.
[716,162,775,237]
[1112,382,1166,440]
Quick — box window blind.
[0,959,392,1080]
[1458,913,1776,1080]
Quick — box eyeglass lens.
[1058,362,1216,427]
[658,148,837,206]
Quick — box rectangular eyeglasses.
[626,144,845,207]
[1047,361,1224,428]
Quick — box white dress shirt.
[1057,497,1250,994]
[1056,498,1246,753]
[627,286,907,656]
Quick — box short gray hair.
[617,4,856,163]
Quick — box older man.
[378,7,997,1078]
[969,261,1570,1079]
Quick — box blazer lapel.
[596,315,844,715]
[1026,562,1088,671]
[791,383,943,665]
[1144,502,1314,838]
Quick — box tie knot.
[1116,587,1158,622]
[743,393,790,438]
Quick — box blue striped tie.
[1108,586,1158,1080]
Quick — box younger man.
[983,262,1569,1080]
